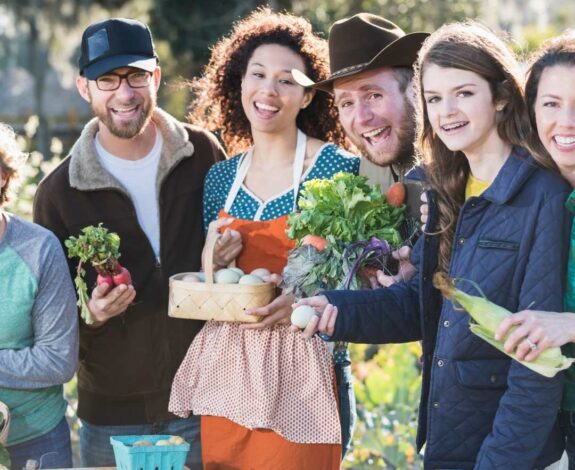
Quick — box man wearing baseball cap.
[293,13,428,457]
[33,18,225,469]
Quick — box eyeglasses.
[95,71,152,91]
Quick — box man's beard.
[361,97,416,172]
[89,91,155,139]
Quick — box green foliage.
[288,172,405,245]
[5,116,64,220]
[284,172,405,295]
[512,25,561,56]
[65,224,123,325]
[290,0,482,36]
[345,343,423,469]
[65,224,121,272]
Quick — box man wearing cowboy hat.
[293,13,428,288]
[294,13,427,191]
[293,13,428,458]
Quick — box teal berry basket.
[110,435,190,470]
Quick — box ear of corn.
[433,272,575,378]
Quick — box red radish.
[66,223,131,325]
[96,274,114,286]
[302,234,328,251]
[112,264,132,286]
[385,182,406,208]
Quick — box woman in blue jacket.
[295,22,571,469]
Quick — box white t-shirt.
[95,131,162,258]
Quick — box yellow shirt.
[465,174,490,199]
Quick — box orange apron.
[217,209,293,275]
[201,131,341,469]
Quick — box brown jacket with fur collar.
[33,109,226,425]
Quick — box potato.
[238,274,264,285]
[132,440,153,447]
[168,435,186,445]
[250,268,271,278]
[214,268,241,284]
[155,439,171,446]
[291,305,317,329]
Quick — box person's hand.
[494,310,575,361]
[241,274,293,330]
[375,246,416,287]
[206,218,242,268]
[241,292,294,330]
[420,192,428,229]
[87,282,136,326]
[290,295,337,339]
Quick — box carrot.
[385,182,406,208]
[301,234,328,251]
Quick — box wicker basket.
[168,234,275,322]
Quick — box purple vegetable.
[342,237,392,289]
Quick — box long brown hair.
[413,21,552,272]
[187,8,346,156]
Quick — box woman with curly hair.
[169,8,358,469]
[296,22,570,468]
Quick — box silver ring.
[525,338,538,351]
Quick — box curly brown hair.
[187,7,346,156]
[413,22,553,272]
[0,123,25,207]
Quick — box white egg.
[238,274,264,285]
[229,267,244,276]
[181,273,202,283]
[250,268,271,278]
[196,272,206,282]
[291,305,317,329]
[215,268,241,284]
[168,436,186,445]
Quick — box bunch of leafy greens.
[65,223,122,325]
[287,172,404,245]
[284,172,405,296]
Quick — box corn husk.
[433,272,575,378]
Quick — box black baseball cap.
[79,18,158,80]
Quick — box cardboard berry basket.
[168,234,275,322]
[110,435,189,470]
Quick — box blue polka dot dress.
[203,143,359,228]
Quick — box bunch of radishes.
[65,223,132,324]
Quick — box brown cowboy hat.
[292,13,429,92]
